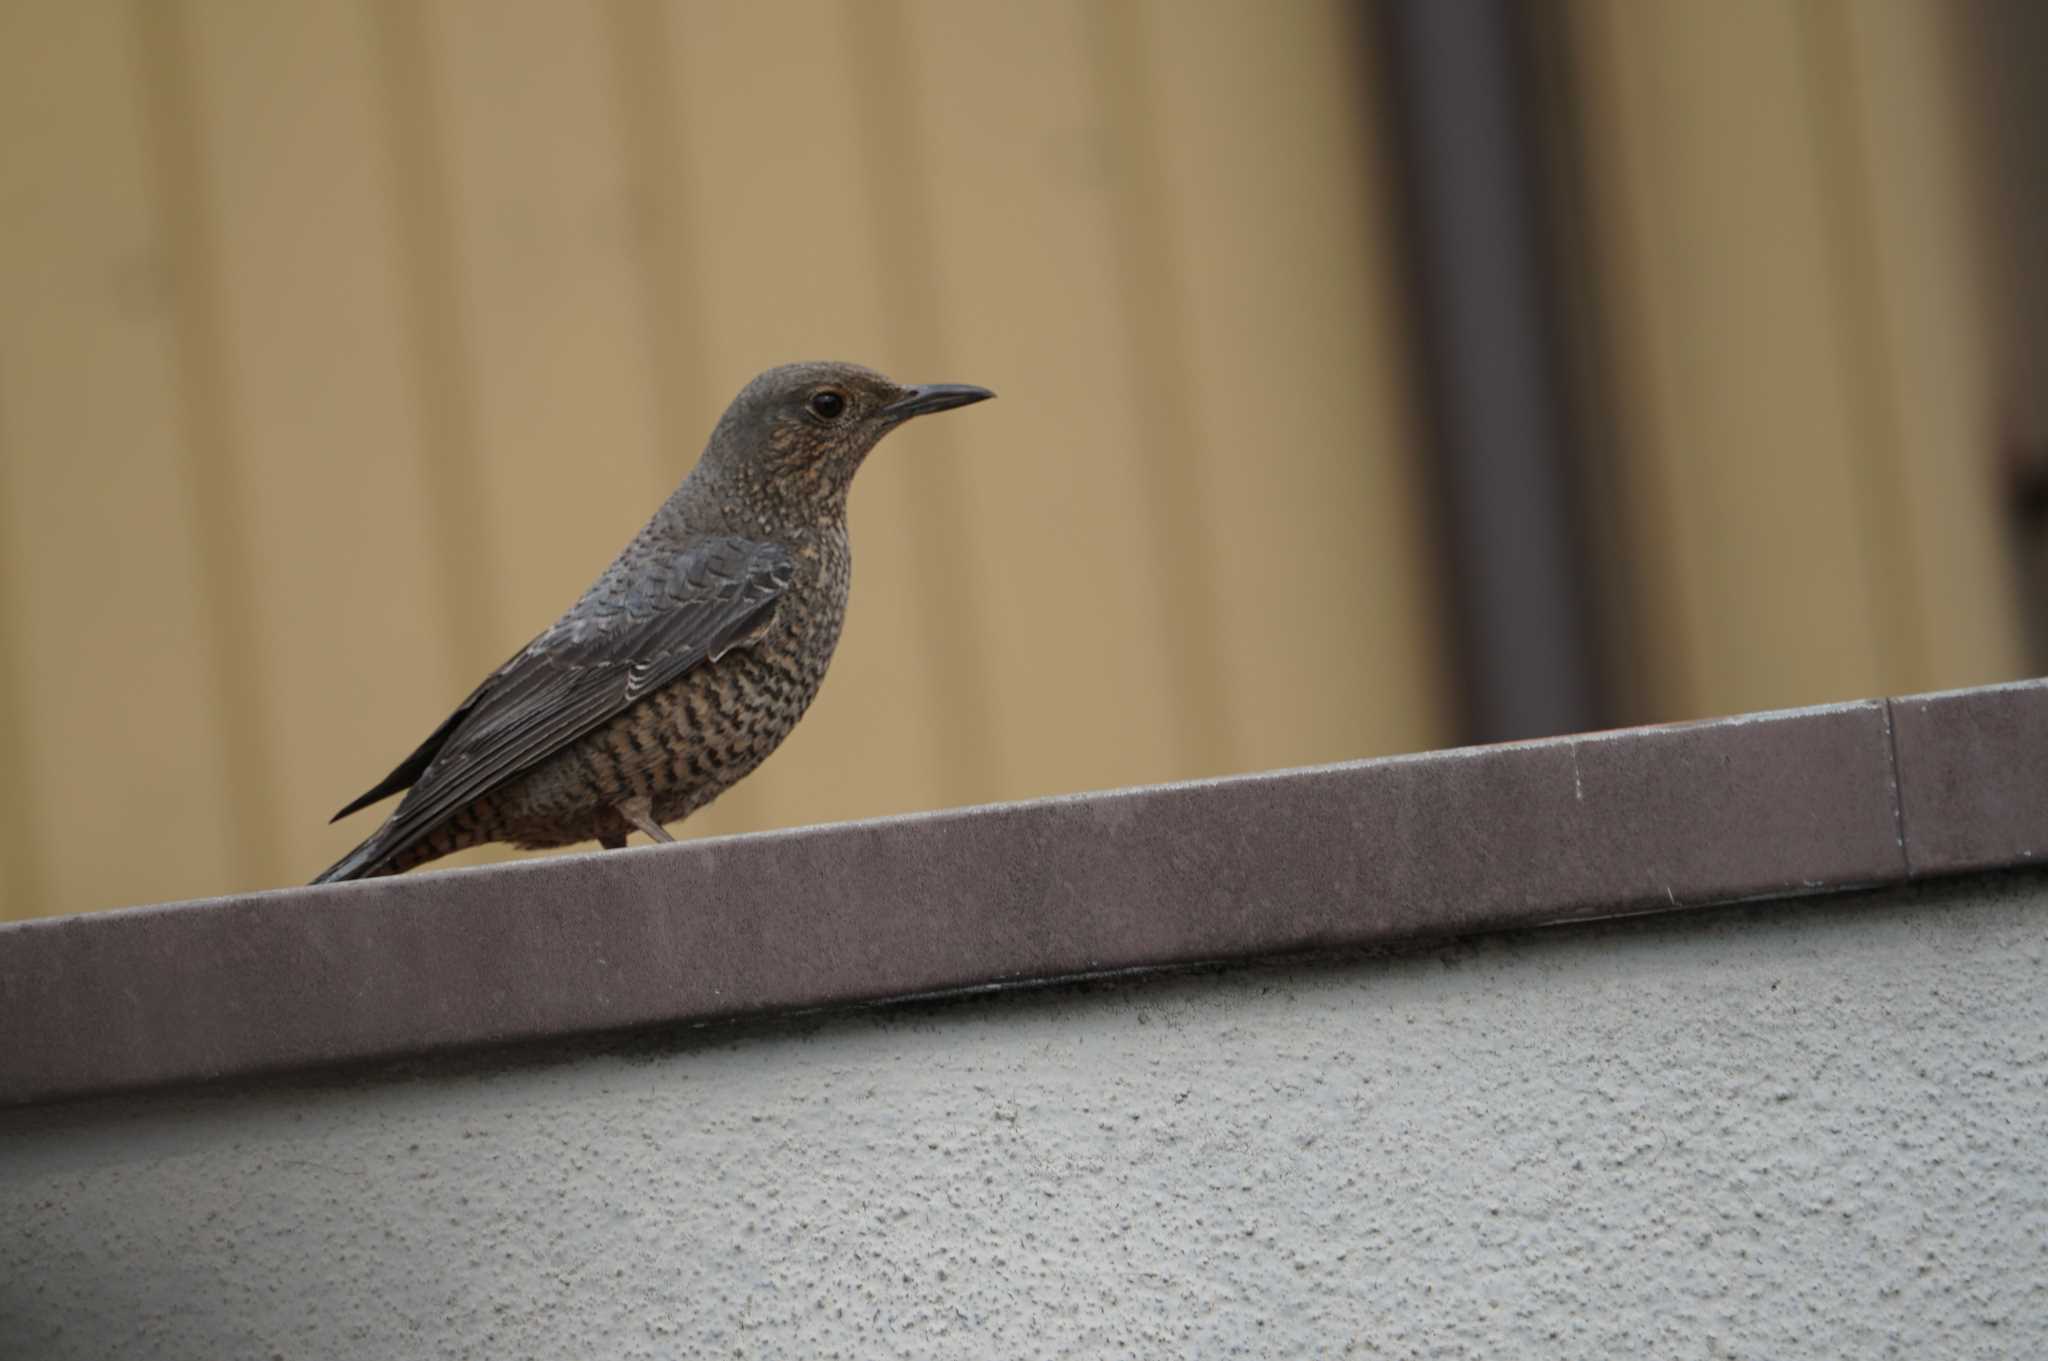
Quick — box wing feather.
[315,536,793,882]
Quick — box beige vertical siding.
[1136,0,1448,770]
[1,0,1453,918]
[178,0,471,883]
[900,0,1195,800]
[0,1,2022,919]
[1826,0,2021,690]
[1567,0,2021,721]
[0,1,243,918]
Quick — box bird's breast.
[500,530,853,838]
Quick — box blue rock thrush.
[316,361,993,882]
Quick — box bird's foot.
[615,796,675,844]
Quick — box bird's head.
[699,361,994,518]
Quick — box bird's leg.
[596,831,628,850]
[615,796,675,844]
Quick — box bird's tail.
[314,813,480,883]
[311,831,396,885]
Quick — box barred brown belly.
[491,626,833,850]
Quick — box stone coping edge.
[2,678,2043,1107]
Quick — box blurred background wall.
[0,0,2038,921]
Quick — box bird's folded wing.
[322,536,793,879]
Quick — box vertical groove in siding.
[605,0,708,507]
[1581,0,1712,720]
[131,0,283,887]
[370,0,502,678]
[843,0,1001,807]
[1087,2,1237,776]
[1559,0,1699,721]
[1798,0,1925,694]
[0,410,46,917]
[1519,3,1656,728]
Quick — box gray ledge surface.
[4,679,2045,1108]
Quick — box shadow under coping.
[1,678,2043,1110]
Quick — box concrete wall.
[4,873,2045,1357]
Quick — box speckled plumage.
[315,362,993,883]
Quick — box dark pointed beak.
[882,383,996,421]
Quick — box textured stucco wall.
[4,875,2046,1358]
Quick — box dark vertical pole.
[1376,0,1606,742]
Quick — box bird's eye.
[808,390,847,421]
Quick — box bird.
[314,361,994,883]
